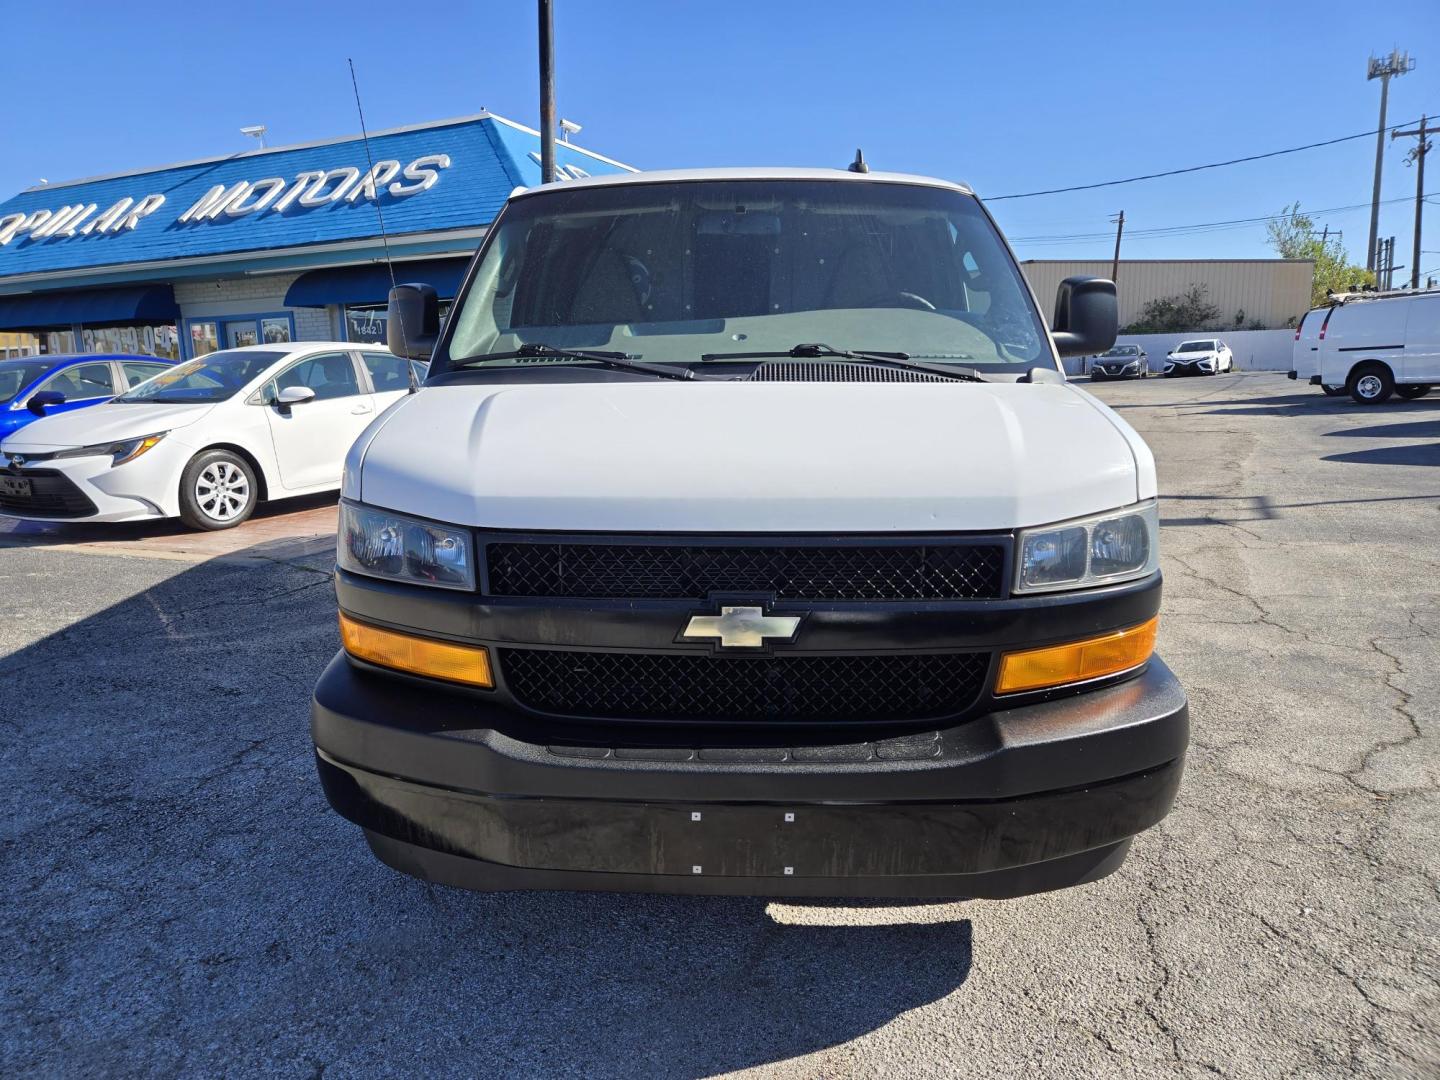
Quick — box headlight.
[1015,501,1159,594]
[338,500,474,590]
[53,432,167,467]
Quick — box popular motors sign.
[0,153,451,247]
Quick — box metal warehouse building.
[0,113,632,360]
[1020,259,1314,330]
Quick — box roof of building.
[0,113,632,294]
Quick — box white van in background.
[1315,288,1440,404]
[1289,305,1344,396]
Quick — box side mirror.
[27,390,65,417]
[387,283,440,361]
[276,385,317,407]
[1050,277,1117,358]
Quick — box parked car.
[1162,339,1233,376]
[1313,288,1438,404]
[1090,343,1148,380]
[1288,306,1345,396]
[0,353,174,440]
[311,167,1188,902]
[0,342,415,529]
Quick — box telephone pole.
[1110,210,1125,284]
[1365,50,1414,271]
[1391,115,1431,289]
[538,0,556,184]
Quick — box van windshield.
[442,179,1051,373]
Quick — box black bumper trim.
[361,829,1136,899]
[319,748,1178,896]
[311,652,1188,802]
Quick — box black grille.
[0,469,97,518]
[501,649,989,722]
[486,541,1006,601]
[748,361,967,383]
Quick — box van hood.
[0,401,215,451]
[354,381,1152,532]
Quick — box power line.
[1009,192,1436,247]
[987,118,1427,201]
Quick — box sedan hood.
[355,381,1149,533]
[0,401,215,451]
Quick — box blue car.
[0,353,176,440]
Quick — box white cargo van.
[1314,289,1440,404]
[310,168,1188,900]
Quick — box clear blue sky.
[2,0,1437,272]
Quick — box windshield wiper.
[457,343,697,381]
[698,343,988,382]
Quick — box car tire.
[1395,384,1431,400]
[178,449,259,530]
[1321,385,1346,397]
[1348,363,1394,405]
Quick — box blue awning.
[284,257,470,307]
[0,283,179,330]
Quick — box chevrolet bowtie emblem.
[683,606,802,648]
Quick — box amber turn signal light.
[996,616,1158,695]
[339,612,493,688]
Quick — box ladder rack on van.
[1324,285,1440,305]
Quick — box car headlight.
[1015,501,1159,594]
[338,500,474,590]
[53,432,167,467]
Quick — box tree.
[1122,285,1222,333]
[1266,202,1374,308]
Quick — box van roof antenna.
[848,148,869,174]
[348,57,416,391]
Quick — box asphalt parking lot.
[1,373,1435,1079]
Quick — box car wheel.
[179,449,258,530]
[1321,384,1346,397]
[1395,384,1431,400]
[1348,363,1394,405]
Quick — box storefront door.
[225,320,259,349]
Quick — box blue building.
[0,114,633,359]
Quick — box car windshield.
[1101,345,1138,357]
[0,359,61,405]
[1176,340,1215,353]
[114,350,287,404]
[441,179,1051,373]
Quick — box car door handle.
[351,404,374,415]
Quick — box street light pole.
[538,0,556,184]
[1365,50,1414,272]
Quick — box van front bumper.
[312,653,1188,898]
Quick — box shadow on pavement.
[1321,443,1440,467]
[1324,419,1440,441]
[0,541,974,1078]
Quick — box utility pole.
[1391,115,1431,289]
[1110,210,1124,284]
[1365,50,1414,271]
[538,0,556,184]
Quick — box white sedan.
[1162,338,1235,377]
[0,342,418,530]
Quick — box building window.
[45,330,77,354]
[190,321,219,357]
[79,324,180,360]
[261,317,291,345]
[344,302,449,345]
